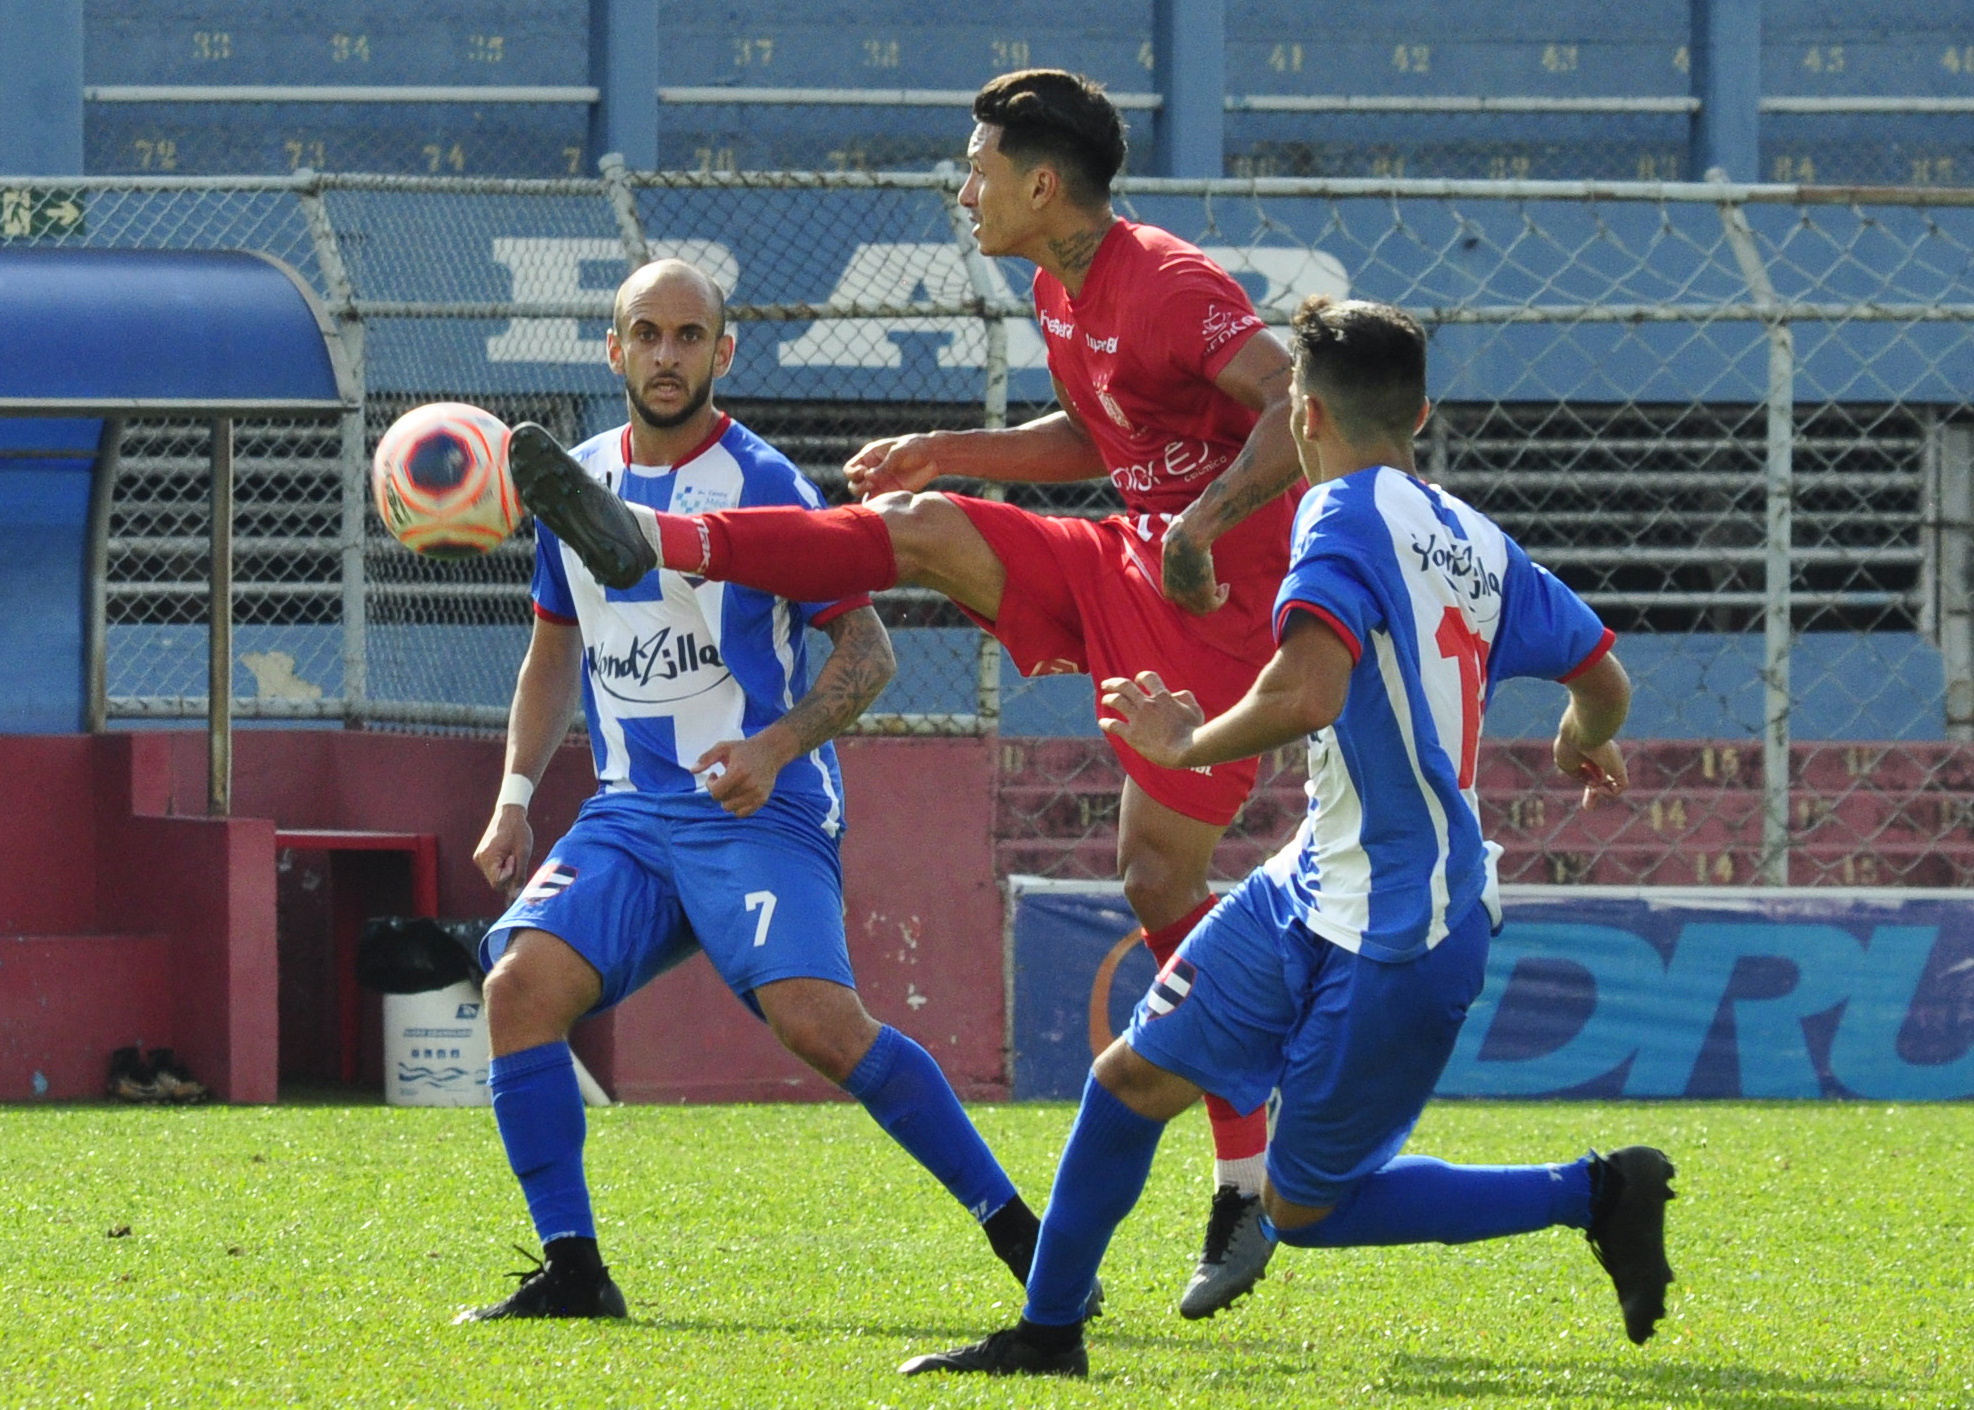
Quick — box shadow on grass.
[1378,1352,1904,1409]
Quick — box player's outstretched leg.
[509,423,903,601]
[902,1057,1185,1378]
[1139,895,1277,1319]
[1585,1146,1678,1345]
[508,422,656,589]
[1265,1148,1676,1345]
[457,1039,627,1322]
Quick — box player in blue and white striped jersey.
[904,297,1674,1379]
[461,260,1051,1323]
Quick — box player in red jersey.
[508,69,1308,1318]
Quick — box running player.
[458,259,1058,1321]
[898,296,1672,1378]
[508,69,1305,1317]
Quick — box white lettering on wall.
[775,243,1049,370]
[486,238,741,364]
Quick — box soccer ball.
[371,402,522,559]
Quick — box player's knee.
[483,946,587,1052]
[867,492,950,579]
[1261,1184,1335,1242]
[1119,856,1184,926]
[766,1000,878,1084]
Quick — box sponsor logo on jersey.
[669,483,737,516]
[1038,310,1076,340]
[1109,439,1229,495]
[1144,955,1197,1017]
[1097,387,1134,431]
[1409,529,1503,607]
[520,861,578,902]
[1084,331,1119,354]
[1202,302,1264,354]
[586,626,728,703]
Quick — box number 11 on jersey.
[746,890,778,947]
[1434,607,1488,789]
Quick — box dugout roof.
[0,247,352,415]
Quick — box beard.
[625,369,713,430]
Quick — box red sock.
[1141,896,1215,967]
[1203,1095,1269,1161]
[1142,897,1267,1162]
[649,504,898,599]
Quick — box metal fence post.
[599,150,651,268]
[298,172,367,725]
[208,417,233,815]
[1936,420,1974,740]
[1716,175,1794,885]
[941,177,1006,734]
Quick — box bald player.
[459,260,1059,1321]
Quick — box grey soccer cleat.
[507,422,656,589]
[1586,1146,1677,1345]
[454,1246,629,1324]
[899,1323,1087,1378]
[1178,1184,1278,1319]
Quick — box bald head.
[614,258,727,341]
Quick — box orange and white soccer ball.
[371,402,522,559]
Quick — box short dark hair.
[972,69,1126,207]
[1288,297,1428,443]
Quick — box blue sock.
[488,1041,595,1245]
[1268,1154,1594,1249]
[1023,1074,1167,1326]
[842,1025,1018,1223]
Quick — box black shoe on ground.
[1178,1184,1277,1319]
[454,1245,629,1323]
[1586,1146,1677,1345]
[980,1195,1104,1318]
[508,422,656,589]
[899,1321,1087,1378]
[106,1046,160,1103]
[147,1049,209,1105]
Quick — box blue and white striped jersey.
[1261,466,1613,962]
[531,415,865,834]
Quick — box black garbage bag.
[356,917,490,994]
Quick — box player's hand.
[1554,731,1628,810]
[474,805,534,900]
[1098,671,1206,768]
[844,433,944,499]
[1160,522,1231,615]
[692,733,789,818]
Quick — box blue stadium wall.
[75,1,1974,187]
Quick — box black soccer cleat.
[1586,1146,1677,1345]
[453,1246,629,1324]
[508,421,656,589]
[106,1046,160,1104]
[981,1195,1105,1318]
[147,1048,209,1105]
[899,1322,1088,1378]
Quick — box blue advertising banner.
[1009,880,1974,1102]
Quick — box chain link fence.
[7,168,1974,889]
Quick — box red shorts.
[950,496,1289,826]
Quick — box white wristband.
[496,773,536,812]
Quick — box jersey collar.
[620,412,732,475]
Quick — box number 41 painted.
[746,890,778,947]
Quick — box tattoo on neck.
[1048,226,1107,276]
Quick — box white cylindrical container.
[383,979,490,1107]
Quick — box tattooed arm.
[1160,332,1304,614]
[690,605,896,818]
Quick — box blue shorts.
[481,790,855,1017]
[1125,870,1490,1208]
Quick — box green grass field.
[0,1097,1967,1408]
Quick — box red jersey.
[1032,220,1272,518]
